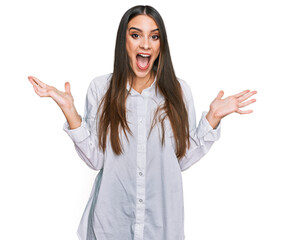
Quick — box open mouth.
[136,53,151,70]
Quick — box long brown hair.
[97,5,190,160]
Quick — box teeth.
[138,54,150,58]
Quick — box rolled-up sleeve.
[63,79,104,171]
[178,80,221,171]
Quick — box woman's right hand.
[28,76,75,111]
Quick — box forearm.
[179,111,222,171]
[62,109,104,170]
[61,105,82,129]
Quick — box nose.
[140,36,150,50]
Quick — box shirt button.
[137,144,146,152]
[139,199,143,203]
[139,172,143,176]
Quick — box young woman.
[28,5,257,240]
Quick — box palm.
[210,89,257,119]
[28,76,74,109]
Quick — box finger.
[238,90,257,102]
[28,76,46,88]
[28,77,38,88]
[33,85,42,97]
[28,76,41,87]
[31,81,48,97]
[236,109,253,114]
[216,90,224,100]
[233,89,250,98]
[238,98,256,108]
[65,82,71,94]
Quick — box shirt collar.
[126,75,157,97]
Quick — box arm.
[178,81,221,172]
[178,80,257,171]
[62,80,104,171]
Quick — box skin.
[28,14,257,130]
[126,15,160,94]
[28,76,82,129]
[206,89,257,129]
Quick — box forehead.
[128,15,158,31]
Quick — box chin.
[134,70,152,78]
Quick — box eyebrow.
[128,27,159,32]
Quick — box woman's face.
[126,15,160,80]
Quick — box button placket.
[134,96,147,240]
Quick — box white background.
[0,0,284,239]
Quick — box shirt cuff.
[62,116,91,143]
[197,111,221,141]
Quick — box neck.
[129,72,155,94]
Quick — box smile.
[136,53,151,70]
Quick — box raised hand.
[28,76,82,129]
[28,76,74,110]
[206,89,257,129]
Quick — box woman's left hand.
[206,89,257,129]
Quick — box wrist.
[61,106,82,130]
[61,104,77,115]
[206,110,221,129]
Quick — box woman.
[28,5,257,240]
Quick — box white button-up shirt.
[63,73,221,240]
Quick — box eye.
[131,33,139,39]
[152,35,160,40]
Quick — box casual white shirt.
[63,73,221,240]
